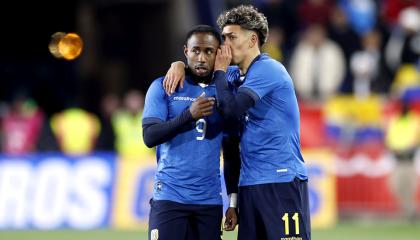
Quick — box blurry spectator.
[327,5,362,92]
[350,30,388,98]
[385,100,420,220]
[339,0,377,36]
[261,26,284,62]
[298,0,332,28]
[1,92,44,154]
[381,0,418,27]
[390,64,420,97]
[290,24,345,100]
[96,93,120,151]
[385,7,420,74]
[112,89,152,160]
[51,107,101,155]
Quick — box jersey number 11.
[282,212,300,235]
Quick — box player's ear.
[183,45,188,58]
[249,33,258,48]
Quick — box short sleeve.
[239,61,281,101]
[142,78,168,122]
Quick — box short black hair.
[185,25,222,46]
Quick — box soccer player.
[142,25,240,240]
[163,5,311,240]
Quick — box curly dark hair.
[217,5,269,47]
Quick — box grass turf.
[1,221,420,240]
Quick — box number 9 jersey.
[142,76,224,205]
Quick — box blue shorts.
[148,199,223,240]
[237,178,311,240]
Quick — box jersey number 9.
[196,119,207,140]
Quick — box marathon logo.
[173,96,196,102]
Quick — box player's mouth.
[195,66,208,75]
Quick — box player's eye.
[193,49,200,54]
[206,49,213,55]
[229,36,236,40]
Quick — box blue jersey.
[227,54,308,186]
[142,76,224,205]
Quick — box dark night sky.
[0,2,79,115]
[0,2,77,59]
[0,1,174,116]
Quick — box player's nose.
[197,52,206,62]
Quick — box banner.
[112,156,155,229]
[0,153,116,229]
[304,149,337,228]
[0,152,336,229]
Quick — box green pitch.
[1,222,419,240]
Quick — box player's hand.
[189,93,215,120]
[215,45,232,72]
[223,207,238,231]
[163,61,186,96]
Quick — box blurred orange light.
[49,32,83,60]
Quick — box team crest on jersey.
[244,113,249,122]
[151,229,159,240]
[156,181,162,192]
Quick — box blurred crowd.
[0,89,153,159]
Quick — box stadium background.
[0,0,419,239]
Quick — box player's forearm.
[213,70,254,119]
[222,135,241,195]
[142,109,193,147]
[214,70,236,117]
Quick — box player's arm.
[213,45,256,120]
[222,133,240,231]
[222,134,240,196]
[162,61,240,96]
[163,61,186,95]
[143,94,215,147]
[143,111,192,148]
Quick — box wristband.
[228,193,238,208]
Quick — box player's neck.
[239,48,260,75]
[186,68,212,85]
[194,75,212,85]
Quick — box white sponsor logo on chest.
[173,96,196,101]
